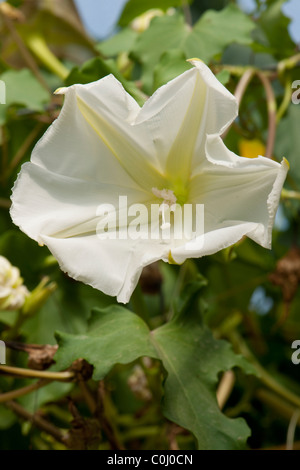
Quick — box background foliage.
[0,0,300,450]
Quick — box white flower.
[0,256,29,310]
[10,60,288,303]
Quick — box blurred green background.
[0,0,300,451]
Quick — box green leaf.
[118,0,193,27]
[54,278,253,449]
[0,310,18,327]
[65,57,116,86]
[275,104,300,189]
[54,306,157,378]
[65,57,146,106]
[257,0,295,57]
[222,43,276,69]
[216,69,231,86]
[0,69,50,123]
[0,406,16,430]
[153,50,192,91]
[152,278,253,450]
[97,28,139,57]
[131,5,255,91]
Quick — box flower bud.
[0,256,29,310]
[22,277,56,316]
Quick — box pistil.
[152,187,177,231]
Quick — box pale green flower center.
[169,180,189,206]
[152,180,189,206]
[151,184,190,232]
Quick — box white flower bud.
[0,256,29,310]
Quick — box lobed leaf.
[131,5,255,91]
[54,278,254,449]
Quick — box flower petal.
[170,135,288,263]
[32,74,164,193]
[171,222,261,263]
[10,162,151,245]
[73,75,167,190]
[40,233,169,304]
[11,160,172,303]
[134,60,238,181]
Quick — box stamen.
[159,203,171,231]
[152,187,177,206]
[152,188,177,231]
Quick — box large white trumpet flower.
[10,60,288,303]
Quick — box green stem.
[7,122,44,177]
[182,1,192,27]
[255,70,277,159]
[6,400,66,445]
[222,68,255,139]
[256,388,300,425]
[97,381,125,450]
[276,76,292,123]
[281,188,300,201]
[278,53,300,75]
[0,7,50,91]
[0,379,50,404]
[230,332,300,409]
[25,32,69,81]
[0,364,74,382]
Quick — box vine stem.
[0,379,50,404]
[233,68,256,106]
[222,68,277,160]
[281,188,300,201]
[25,32,69,80]
[6,400,66,445]
[222,68,255,140]
[255,70,277,159]
[230,332,300,409]
[276,76,292,123]
[0,4,50,92]
[182,1,192,27]
[0,364,74,382]
[286,409,300,450]
[97,381,125,450]
[256,388,300,423]
[216,370,235,410]
[78,380,97,415]
[278,53,300,75]
[7,122,44,176]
